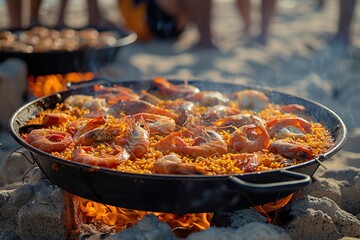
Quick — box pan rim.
[0,27,137,55]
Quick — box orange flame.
[254,193,294,222]
[75,196,212,233]
[74,193,294,234]
[28,72,94,97]
[155,212,212,231]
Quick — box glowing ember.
[28,72,94,97]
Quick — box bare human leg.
[333,0,357,46]
[29,0,42,27]
[6,0,22,29]
[183,0,214,48]
[57,0,68,27]
[156,0,214,48]
[257,0,276,45]
[236,0,276,46]
[87,0,117,29]
[155,0,187,32]
[236,0,252,37]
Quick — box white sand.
[1,1,360,239]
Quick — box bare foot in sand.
[194,40,217,49]
[244,34,268,46]
[328,35,350,48]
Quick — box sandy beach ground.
[0,1,359,239]
[0,0,359,173]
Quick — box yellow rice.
[23,100,334,176]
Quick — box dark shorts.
[145,0,183,39]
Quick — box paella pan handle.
[228,170,311,193]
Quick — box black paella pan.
[0,27,136,76]
[9,79,347,213]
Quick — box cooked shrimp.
[279,104,306,113]
[43,113,68,126]
[268,139,314,160]
[265,117,312,138]
[228,122,270,153]
[174,128,228,157]
[94,85,130,94]
[108,100,178,120]
[212,114,263,131]
[64,95,107,112]
[202,105,241,122]
[175,108,193,128]
[26,129,72,153]
[232,90,269,112]
[162,99,195,112]
[64,94,93,107]
[66,119,89,136]
[153,154,207,175]
[87,97,108,112]
[94,84,140,103]
[185,91,229,106]
[154,131,182,155]
[125,118,150,159]
[139,89,161,105]
[231,153,259,172]
[82,110,108,118]
[153,76,199,98]
[75,122,128,146]
[133,113,176,136]
[161,99,195,127]
[73,116,106,139]
[72,145,130,168]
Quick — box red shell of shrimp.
[139,89,161,105]
[154,131,182,155]
[74,122,128,146]
[133,113,176,136]
[231,153,260,172]
[66,119,89,136]
[26,129,73,153]
[229,123,270,153]
[202,105,241,122]
[153,154,206,175]
[94,84,140,103]
[212,114,263,131]
[174,129,228,158]
[109,100,178,121]
[153,76,199,98]
[185,91,229,106]
[279,104,306,113]
[265,117,312,137]
[72,145,130,168]
[73,116,106,139]
[232,90,270,112]
[43,113,68,126]
[268,139,314,160]
[125,118,150,159]
[174,137,227,158]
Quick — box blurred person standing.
[236,0,276,45]
[331,0,357,47]
[57,0,118,29]
[6,0,42,28]
[118,0,214,48]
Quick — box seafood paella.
[21,77,334,175]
